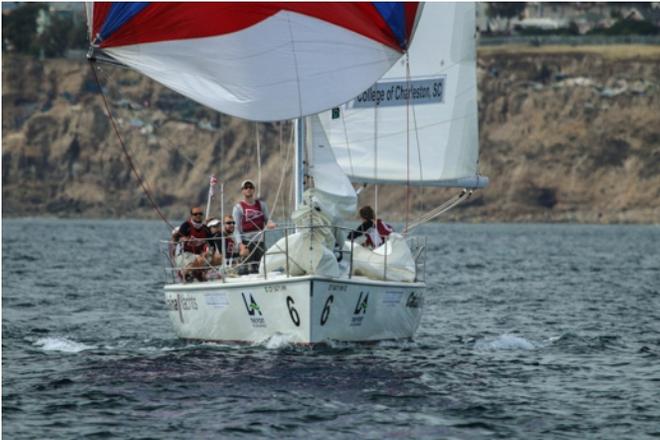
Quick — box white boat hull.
[163,275,425,344]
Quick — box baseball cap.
[241,179,255,189]
[207,218,221,228]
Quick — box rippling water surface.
[3,219,660,439]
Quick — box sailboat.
[87,2,487,344]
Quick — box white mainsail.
[318,3,488,188]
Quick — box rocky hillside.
[2,45,659,223]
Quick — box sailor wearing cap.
[172,206,213,281]
[207,216,245,266]
[205,218,224,267]
[232,179,276,273]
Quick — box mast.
[373,105,379,220]
[294,117,305,211]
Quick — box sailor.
[205,218,224,267]
[173,206,213,281]
[208,215,246,265]
[232,179,276,273]
[347,205,393,249]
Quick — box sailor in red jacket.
[172,206,212,281]
[232,179,276,273]
[347,205,393,249]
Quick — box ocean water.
[3,219,659,439]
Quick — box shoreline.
[3,46,659,226]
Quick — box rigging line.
[95,65,168,225]
[217,112,224,214]
[454,83,478,100]
[340,111,355,176]
[406,189,468,232]
[92,66,179,222]
[285,13,304,118]
[408,66,425,217]
[410,95,424,182]
[405,52,412,233]
[255,122,262,199]
[327,112,476,145]
[89,60,174,231]
[410,193,467,230]
[94,65,198,168]
[280,122,292,221]
[269,122,294,224]
[278,122,285,219]
[386,58,465,85]
[413,58,465,79]
[286,122,296,216]
[412,189,468,226]
[93,64,166,215]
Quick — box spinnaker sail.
[87,2,421,121]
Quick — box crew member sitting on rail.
[232,179,276,273]
[347,205,393,249]
[173,206,213,281]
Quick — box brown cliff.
[2,45,659,223]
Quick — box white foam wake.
[474,333,536,351]
[34,337,96,353]
[260,333,300,349]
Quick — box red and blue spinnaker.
[87,2,421,121]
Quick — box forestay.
[87,2,421,122]
[317,3,488,188]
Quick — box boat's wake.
[253,334,419,351]
[259,333,303,349]
[34,336,96,353]
[473,333,536,351]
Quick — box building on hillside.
[36,3,84,35]
[638,5,660,28]
[478,2,660,35]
